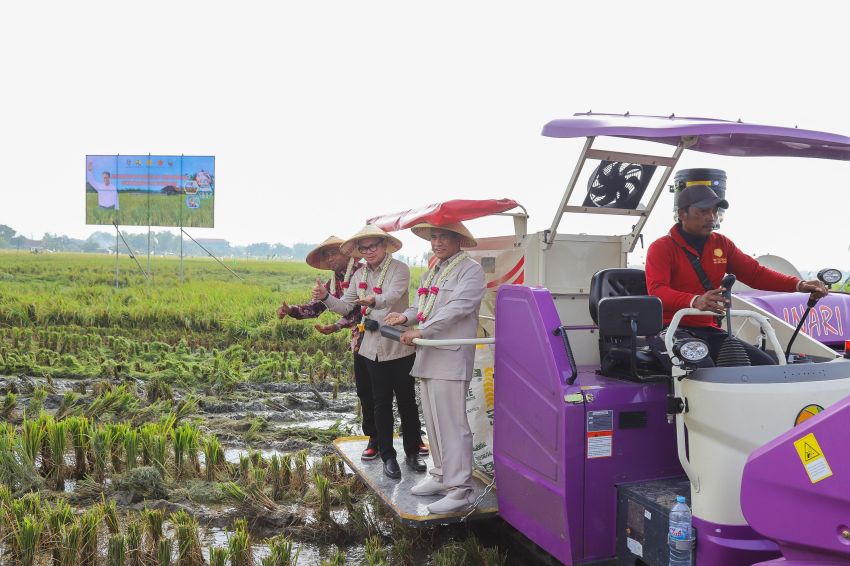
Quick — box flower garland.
[416,252,468,323]
[358,254,393,321]
[329,257,356,293]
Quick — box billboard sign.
[86,155,215,227]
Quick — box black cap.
[677,185,729,210]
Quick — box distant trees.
[0,225,15,247]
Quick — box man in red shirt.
[646,184,827,366]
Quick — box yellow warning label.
[793,433,833,483]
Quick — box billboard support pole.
[115,225,120,288]
[179,154,184,283]
[180,228,184,283]
[113,222,149,281]
[181,228,243,282]
[147,152,151,281]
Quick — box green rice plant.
[21,417,46,469]
[38,412,55,478]
[146,374,173,403]
[314,473,331,521]
[152,433,169,476]
[209,547,227,566]
[59,521,82,566]
[91,426,111,483]
[170,509,204,566]
[47,499,75,564]
[79,506,102,566]
[48,420,68,491]
[126,521,145,566]
[107,534,126,566]
[171,422,200,479]
[268,454,283,500]
[238,453,252,480]
[244,416,266,444]
[202,434,223,481]
[319,548,344,566]
[11,514,44,566]
[262,534,300,566]
[26,385,47,418]
[55,391,81,420]
[100,496,120,534]
[158,537,174,566]
[125,427,139,471]
[364,535,388,566]
[141,506,165,553]
[290,450,309,494]
[1,392,17,419]
[226,518,253,566]
[174,395,198,422]
[479,546,508,566]
[107,423,128,473]
[67,416,91,479]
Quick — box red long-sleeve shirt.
[645,225,800,328]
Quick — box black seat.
[589,269,665,379]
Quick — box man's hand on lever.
[400,329,422,346]
[383,312,408,326]
[798,279,829,300]
[693,287,729,314]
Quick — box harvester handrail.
[412,337,495,346]
[665,308,787,367]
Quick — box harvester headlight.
[673,338,709,365]
[817,268,842,286]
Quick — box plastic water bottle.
[668,495,693,566]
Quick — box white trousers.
[419,377,473,495]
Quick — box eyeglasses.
[357,242,383,254]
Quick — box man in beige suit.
[384,221,485,514]
[313,224,424,480]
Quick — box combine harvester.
[333,113,850,565]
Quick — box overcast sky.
[2,1,849,269]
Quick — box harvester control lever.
[785,267,842,361]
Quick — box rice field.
[0,251,513,565]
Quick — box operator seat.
[589,268,665,379]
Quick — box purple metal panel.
[579,373,683,561]
[493,285,683,564]
[742,395,850,564]
[692,517,781,565]
[738,291,850,347]
[494,285,582,564]
[541,113,850,161]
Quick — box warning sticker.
[587,410,613,459]
[793,433,833,484]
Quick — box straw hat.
[411,221,477,248]
[340,225,403,258]
[305,235,347,270]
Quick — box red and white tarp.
[367,199,520,232]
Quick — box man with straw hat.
[384,221,484,514]
[312,225,425,479]
[277,236,379,460]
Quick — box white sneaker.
[426,491,475,514]
[411,478,446,496]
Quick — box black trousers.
[361,353,421,461]
[353,353,376,442]
[681,326,776,367]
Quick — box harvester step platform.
[332,436,498,526]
